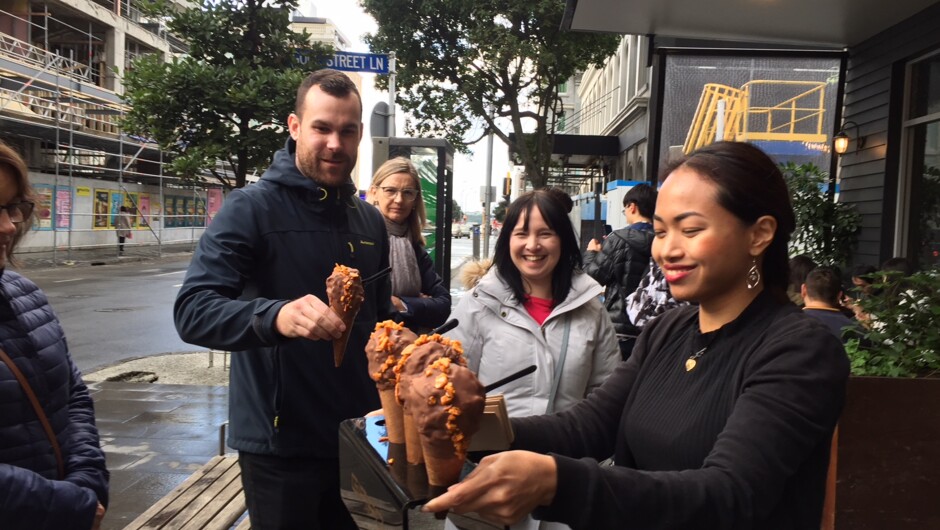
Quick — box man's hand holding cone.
[326,264,365,367]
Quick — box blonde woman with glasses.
[369,157,451,332]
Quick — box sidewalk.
[88,381,230,530]
[26,242,468,528]
[16,242,198,271]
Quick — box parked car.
[451,223,469,239]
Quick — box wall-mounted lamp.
[834,120,865,155]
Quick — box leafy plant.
[121,0,326,189]
[362,0,619,188]
[781,162,861,266]
[844,270,940,377]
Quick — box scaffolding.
[1,3,217,262]
[684,80,829,154]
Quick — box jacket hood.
[458,259,493,290]
[261,137,358,201]
[470,265,603,318]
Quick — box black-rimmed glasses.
[0,201,34,224]
[378,186,420,201]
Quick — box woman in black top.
[424,142,849,529]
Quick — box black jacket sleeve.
[174,190,285,351]
[397,244,451,329]
[582,233,629,288]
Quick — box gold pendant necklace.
[685,346,707,372]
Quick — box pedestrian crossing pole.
[387,52,396,137]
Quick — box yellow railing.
[684,80,829,154]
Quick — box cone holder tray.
[339,415,504,530]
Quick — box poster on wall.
[181,197,193,227]
[33,184,53,231]
[94,189,110,229]
[109,191,122,228]
[165,196,177,228]
[125,193,139,228]
[55,187,72,230]
[194,196,206,227]
[207,188,222,223]
[138,195,151,227]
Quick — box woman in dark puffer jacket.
[0,141,109,529]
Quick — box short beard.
[295,153,351,188]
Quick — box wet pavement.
[16,242,197,271]
[88,381,231,530]
[15,242,463,528]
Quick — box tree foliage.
[362,0,618,188]
[845,270,940,377]
[451,199,464,222]
[781,162,861,266]
[121,0,328,189]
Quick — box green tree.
[451,199,464,223]
[781,162,861,266]
[121,0,328,189]
[362,0,618,188]
[493,199,510,223]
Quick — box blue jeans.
[238,451,357,530]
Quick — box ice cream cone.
[379,389,405,444]
[403,413,424,464]
[332,327,353,367]
[421,441,465,488]
[326,264,364,367]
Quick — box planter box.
[833,376,940,528]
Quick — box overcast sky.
[307,0,511,214]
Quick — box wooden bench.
[123,455,250,530]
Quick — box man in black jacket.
[583,184,656,360]
[174,69,395,529]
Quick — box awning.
[563,0,938,47]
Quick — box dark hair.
[623,183,657,219]
[493,189,582,305]
[660,141,796,300]
[880,257,913,276]
[295,69,362,116]
[804,266,843,306]
[0,141,37,263]
[851,264,877,281]
[788,254,817,291]
[542,187,573,213]
[119,205,128,213]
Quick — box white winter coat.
[450,266,620,417]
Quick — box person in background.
[115,205,131,255]
[880,256,914,277]
[849,264,877,297]
[787,254,817,306]
[623,256,688,335]
[174,69,395,529]
[425,141,849,530]
[583,184,657,360]
[369,157,450,333]
[451,188,620,418]
[801,266,860,343]
[0,141,109,529]
[451,188,620,530]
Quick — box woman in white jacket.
[448,189,619,530]
[451,188,620,419]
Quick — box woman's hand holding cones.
[422,450,558,526]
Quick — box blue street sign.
[326,51,390,74]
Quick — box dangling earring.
[746,258,761,289]
[372,200,378,206]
